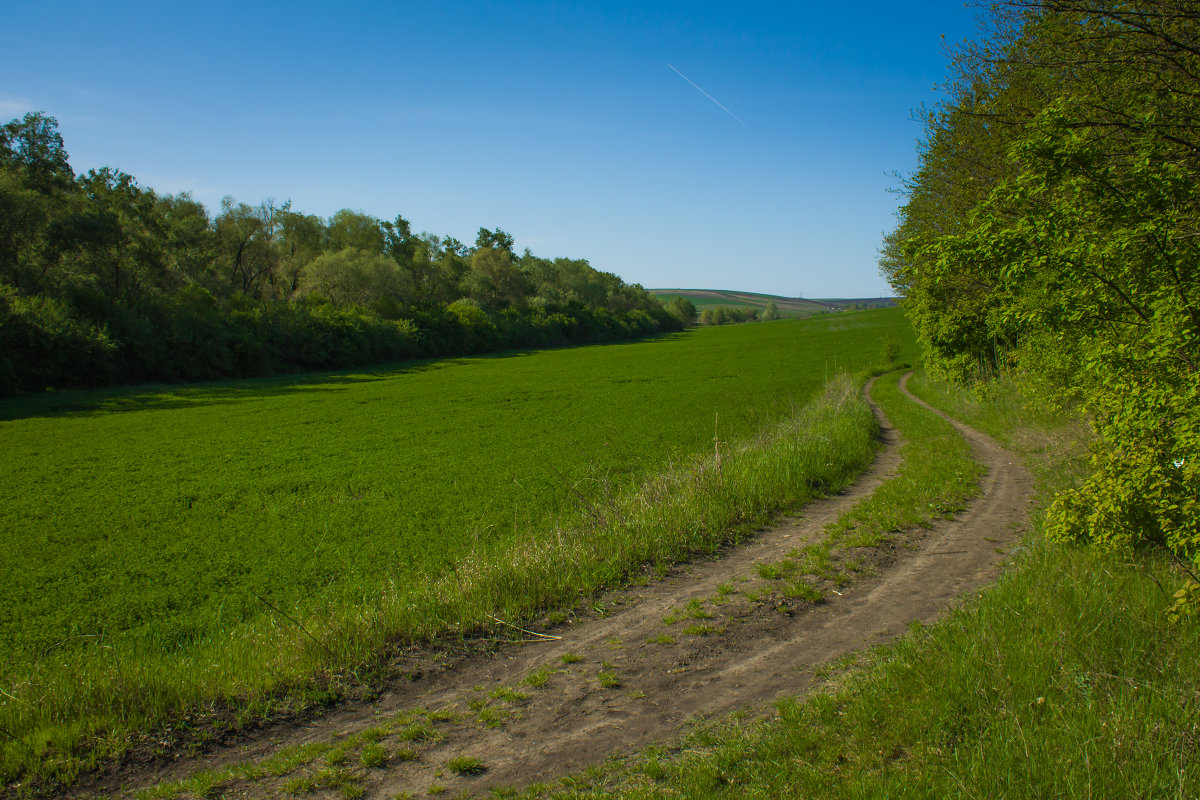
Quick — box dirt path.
[91,374,1034,799]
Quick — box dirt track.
[92,373,1034,799]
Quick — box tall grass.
[2,375,879,795]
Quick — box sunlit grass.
[0,310,913,792]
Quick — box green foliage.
[297,247,413,307]
[663,295,698,327]
[446,755,486,776]
[698,305,758,326]
[885,0,1200,561]
[0,114,681,395]
[1167,579,1200,624]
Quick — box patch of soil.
[76,373,1034,799]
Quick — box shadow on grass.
[0,330,693,422]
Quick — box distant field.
[649,288,834,317]
[0,309,913,673]
[648,288,896,317]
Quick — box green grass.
[597,670,621,689]
[0,309,915,793]
[446,755,486,776]
[740,370,985,606]
[518,374,1199,798]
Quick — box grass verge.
[743,369,984,602]
[522,373,1200,798]
[4,374,880,797]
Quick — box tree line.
[883,0,1199,561]
[0,114,688,395]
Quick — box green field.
[1,310,902,669]
[0,308,914,789]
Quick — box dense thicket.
[883,1,1199,560]
[0,115,682,395]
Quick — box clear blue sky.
[1,1,980,298]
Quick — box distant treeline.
[0,114,689,395]
[698,302,779,325]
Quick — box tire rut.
[88,373,1034,799]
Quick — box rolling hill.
[649,289,896,318]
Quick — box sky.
[1,1,982,298]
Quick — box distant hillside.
[649,289,896,318]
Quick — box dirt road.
[91,373,1034,799]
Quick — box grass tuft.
[446,756,486,776]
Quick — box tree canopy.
[0,113,681,393]
[885,0,1200,561]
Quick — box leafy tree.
[761,300,780,321]
[665,295,698,326]
[885,0,1200,561]
[0,112,75,193]
[0,112,680,395]
[466,245,530,309]
[326,209,386,254]
[474,226,514,252]
[297,247,413,308]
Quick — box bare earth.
[89,373,1034,799]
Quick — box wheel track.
[85,373,1034,799]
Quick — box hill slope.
[649,289,895,318]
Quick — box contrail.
[667,63,745,125]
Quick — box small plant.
[284,776,317,795]
[427,785,446,796]
[477,706,510,728]
[394,746,419,762]
[313,767,361,795]
[1168,579,1200,623]
[597,669,621,688]
[489,686,528,703]
[447,755,487,776]
[522,665,559,687]
[560,652,582,664]
[785,581,825,603]
[755,562,782,580]
[360,743,387,768]
[647,633,675,645]
[881,336,900,364]
[398,722,434,742]
[682,624,720,636]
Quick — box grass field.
[0,307,914,792]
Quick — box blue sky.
[1,1,980,298]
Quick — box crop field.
[0,309,913,786]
